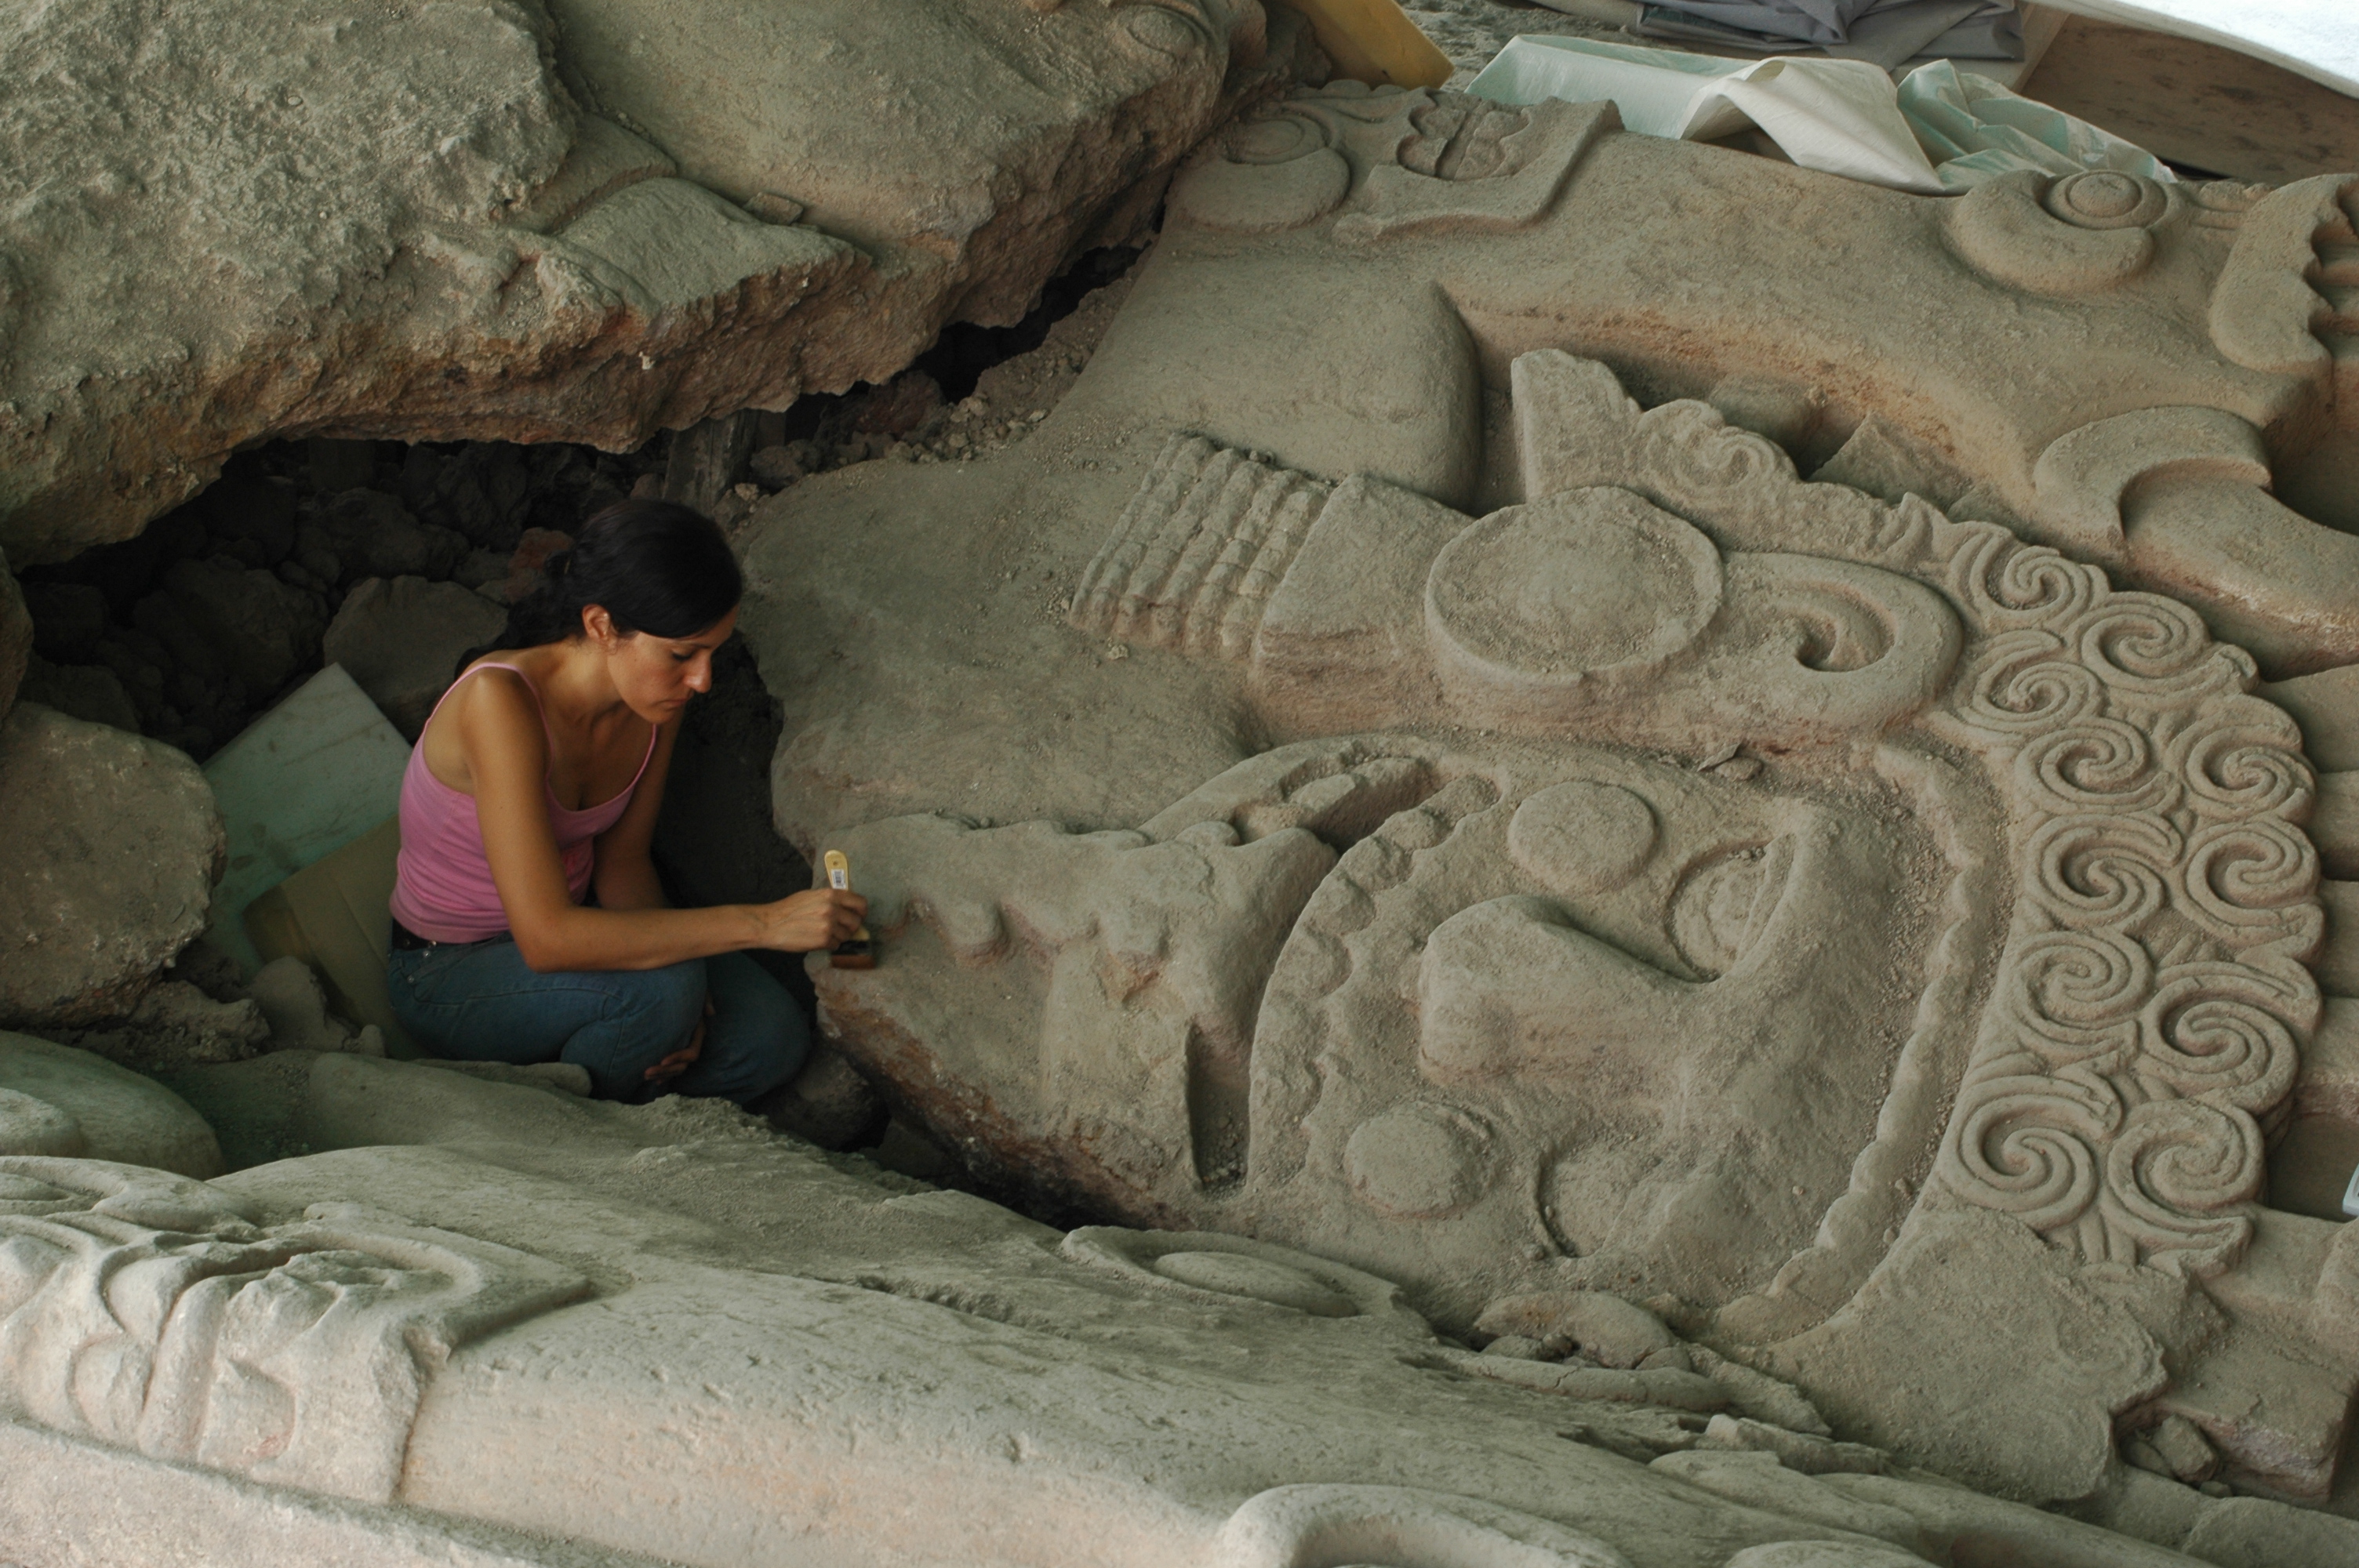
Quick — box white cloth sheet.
[1469,35,2175,194]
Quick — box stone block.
[0,703,223,1026]
[148,555,323,699]
[323,576,510,739]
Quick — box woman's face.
[591,604,739,723]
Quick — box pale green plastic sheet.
[1898,60,2175,190]
[199,664,412,975]
[1470,34,2172,193]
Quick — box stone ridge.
[0,0,1306,565]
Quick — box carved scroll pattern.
[1912,494,2310,1277]
[1070,433,1332,659]
[1588,389,2323,1281]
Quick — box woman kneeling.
[384,499,863,1105]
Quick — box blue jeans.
[386,938,808,1106]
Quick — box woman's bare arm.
[458,673,861,971]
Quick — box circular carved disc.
[1508,781,1659,895]
[1426,487,1724,694]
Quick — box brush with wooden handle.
[822,850,875,970]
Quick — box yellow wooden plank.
[1273,0,1455,89]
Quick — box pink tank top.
[388,662,660,943]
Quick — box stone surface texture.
[1,1060,2301,1567]
[0,1031,223,1176]
[0,703,224,1028]
[733,84,2359,1516]
[0,0,1303,566]
[9,34,2359,1568]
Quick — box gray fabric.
[1636,0,2020,63]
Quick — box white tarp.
[1468,35,1949,191]
[1470,35,2175,193]
[200,664,411,975]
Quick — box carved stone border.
[1516,352,2322,1296]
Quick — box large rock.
[133,556,324,701]
[322,576,510,739]
[0,703,224,1027]
[0,0,1301,566]
[15,654,141,733]
[0,1029,224,1176]
[0,550,27,720]
[301,490,466,586]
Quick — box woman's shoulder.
[423,657,549,774]
[440,656,540,717]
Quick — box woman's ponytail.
[453,501,740,678]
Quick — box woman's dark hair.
[467,499,743,668]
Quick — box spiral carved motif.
[2003,930,2152,1066]
[2097,1100,2262,1275]
[2026,815,2178,931]
[1642,407,1796,499]
[2135,964,2307,1112]
[1939,1070,2118,1233]
[1960,630,2106,735]
[2016,719,2180,818]
[1589,383,2323,1283]
[1907,495,2315,1276]
[2179,818,2320,944]
[2170,700,2314,822]
[2068,596,2234,704]
[1943,531,2103,630]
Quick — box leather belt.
[389,920,506,953]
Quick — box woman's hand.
[759,887,869,953]
[645,995,712,1084]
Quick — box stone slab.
[0,1030,223,1176]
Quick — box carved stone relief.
[8,1058,2277,1566]
[0,1155,586,1502]
[753,294,2357,1499]
[1099,83,2359,673]
[821,347,2331,1330]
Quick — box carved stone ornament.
[731,75,2359,1510]
[805,347,2346,1501]
[0,1155,587,1502]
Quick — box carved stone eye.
[1507,782,1658,897]
[1345,1102,1494,1218]
[1116,3,1209,59]
[1229,114,1325,166]
[2044,171,2168,231]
